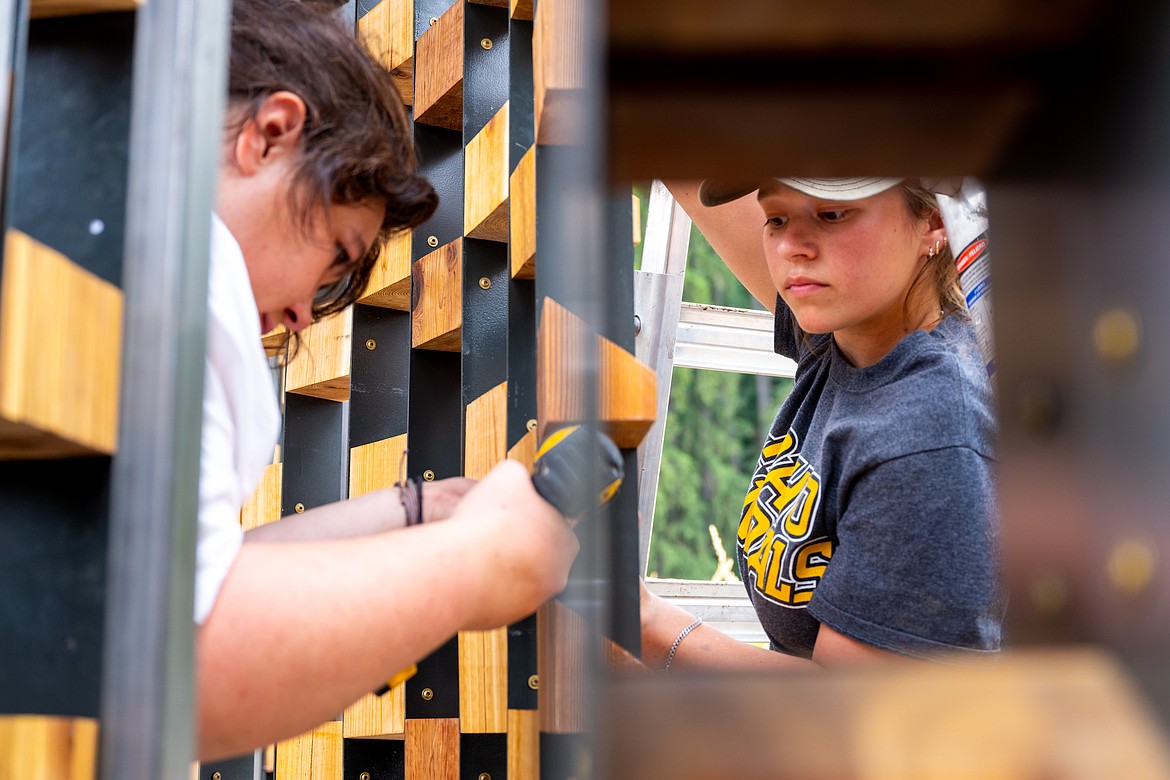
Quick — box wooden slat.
[404,718,459,780]
[465,102,510,242]
[360,230,413,311]
[470,0,509,7]
[510,0,534,21]
[29,0,140,19]
[536,297,657,448]
[411,239,462,352]
[533,0,584,144]
[506,709,538,780]
[240,462,282,531]
[284,309,352,401]
[509,145,536,280]
[358,0,415,106]
[261,326,289,359]
[342,687,406,739]
[458,628,508,733]
[607,649,1170,780]
[274,721,343,780]
[0,716,98,780]
[536,600,587,734]
[506,427,537,473]
[414,0,464,130]
[464,381,507,480]
[0,230,122,459]
[350,433,409,497]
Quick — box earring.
[927,239,944,259]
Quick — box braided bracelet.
[663,617,702,671]
[399,476,423,527]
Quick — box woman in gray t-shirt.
[642,178,1001,670]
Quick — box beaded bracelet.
[663,617,702,671]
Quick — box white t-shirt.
[195,214,282,624]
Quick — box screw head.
[428,16,438,25]
[294,503,305,514]
[212,774,222,780]
[479,774,492,780]
[528,674,539,690]
[481,37,493,50]
[421,687,434,700]
[479,277,492,290]
[427,235,439,247]
[526,419,537,432]
[365,339,377,350]
[423,470,436,481]
[360,773,371,780]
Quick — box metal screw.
[428,16,438,25]
[1106,537,1157,598]
[633,314,641,336]
[527,674,539,690]
[365,339,377,350]
[360,774,371,780]
[421,687,434,700]
[294,503,305,514]
[1093,307,1140,364]
[212,774,222,780]
[479,774,491,780]
[479,277,491,290]
[427,235,439,247]
[480,37,493,50]
[527,419,537,432]
[423,470,436,481]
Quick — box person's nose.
[771,218,817,263]
[279,301,314,333]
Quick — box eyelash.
[764,210,850,229]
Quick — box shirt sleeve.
[807,446,1003,657]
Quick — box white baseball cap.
[698,177,904,207]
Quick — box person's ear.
[919,210,947,258]
[232,91,307,177]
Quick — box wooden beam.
[0,716,98,780]
[285,309,352,401]
[240,462,282,531]
[360,230,413,311]
[537,297,657,448]
[411,239,463,352]
[350,433,409,497]
[274,721,342,780]
[358,0,415,106]
[536,600,586,734]
[464,381,507,480]
[414,0,464,130]
[509,145,536,279]
[510,0,534,21]
[458,628,508,733]
[343,687,406,739]
[507,426,538,472]
[507,709,538,780]
[0,230,122,459]
[30,0,140,18]
[533,0,585,144]
[465,102,510,242]
[404,718,459,780]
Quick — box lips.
[785,276,827,296]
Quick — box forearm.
[198,525,477,759]
[641,587,812,673]
[243,488,402,542]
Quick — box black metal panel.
[415,0,457,39]
[199,751,262,780]
[344,737,405,780]
[405,635,460,719]
[508,18,534,172]
[540,732,590,780]
[505,277,536,449]
[350,305,411,448]
[9,13,133,286]
[463,2,508,138]
[406,350,462,480]
[0,458,109,717]
[282,394,348,515]
[460,732,506,780]
[461,238,509,406]
[606,448,641,657]
[413,125,464,259]
[506,613,538,710]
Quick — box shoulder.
[831,315,996,463]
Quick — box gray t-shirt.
[736,301,1001,659]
